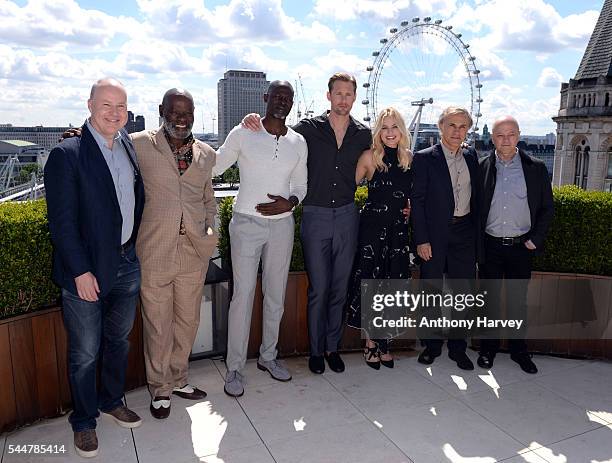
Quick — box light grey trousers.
[225,212,294,373]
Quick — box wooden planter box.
[2,270,610,433]
[523,271,612,359]
[0,306,146,434]
[247,271,416,357]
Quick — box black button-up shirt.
[293,112,372,208]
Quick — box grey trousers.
[225,212,294,373]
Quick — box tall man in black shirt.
[243,73,372,374]
[297,73,372,374]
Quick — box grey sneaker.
[257,358,292,382]
[224,370,245,397]
[74,429,98,458]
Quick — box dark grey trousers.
[301,203,359,356]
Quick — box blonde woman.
[346,107,413,369]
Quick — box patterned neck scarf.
[163,128,196,235]
[163,128,195,176]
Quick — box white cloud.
[0,0,140,49]
[0,79,90,126]
[556,11,601,49]
[479,83,558,133]
[0,44,108,82]
[313,0,457,23]
[537,67,563,88]
[295,50,369,84]
[136,0,335,45]
[448,0,599,53]
[468,44,512,81]
[115,40,202,76]
[203,44,289,74]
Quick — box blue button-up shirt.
[86,120,135,244]
[485,149,531,238]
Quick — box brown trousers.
[140,235,209,398]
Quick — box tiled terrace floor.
[2,351,611,463]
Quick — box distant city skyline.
[0,0,604,135]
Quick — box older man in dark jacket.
[477,115,553,374]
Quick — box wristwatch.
[289,196,299,208]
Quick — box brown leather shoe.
[172,384,207,400]
[150,396,171,419]
[101,405,142,428]
[74,429,98,458]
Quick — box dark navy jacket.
[44,123,145,297]
[411,142,480,266]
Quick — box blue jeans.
[61,244,141,432]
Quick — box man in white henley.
[214,80,307,397]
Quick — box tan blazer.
[131,127,217,272]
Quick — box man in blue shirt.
[477,115,553,374]
[45,78,145,458]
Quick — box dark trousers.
[62,244,141,432]
[420,217,476,354]
[479,235,532,355]
[301,203,359,356]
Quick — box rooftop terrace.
[2,351,611,463]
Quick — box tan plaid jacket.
[131,127,217,272]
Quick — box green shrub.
[220,185,611,276]
[1,185,610,319]
[533,185,612,275]
[0,200,58,319]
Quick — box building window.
[574,146,582,186]
[606,93,610,107]
[574,144,590,189]
[604,148,612,192]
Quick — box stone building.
[552,0,612,192]
[217,70,269,144]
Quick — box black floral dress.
[346,145,413,348]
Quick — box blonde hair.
[372,107,412,172]
[437,106,473,129]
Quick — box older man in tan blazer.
[132,88,217,419]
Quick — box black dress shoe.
[511,352,538,374]
[449,351,474,370]
[477,352,495,369]
[309,355,325,374]
[150,396,170,419]
[417,348,440,365]
[172,384,207,400]
[325,352,345,373]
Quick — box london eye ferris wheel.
[362,17,483,149]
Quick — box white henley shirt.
[214,123,308,219]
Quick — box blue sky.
[0,0,604,135]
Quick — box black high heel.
[378,342,394,368]
[364,345,380,370]
[380,356,394,369]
